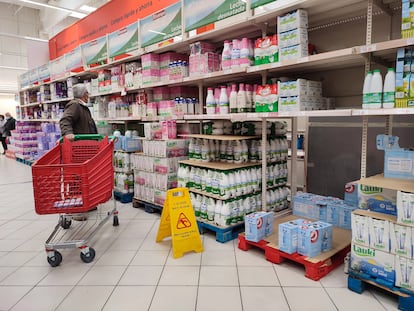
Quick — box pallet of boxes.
[347,134,414,311]
[238,192,354,281]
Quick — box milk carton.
[351,213,370,247]
[369,217,390,252]
[396,256,414,290]
[397,191,414,227]
[298,222,325,257]
[350,243,395,284]
[390,223,412,258]
[245,212,274,242]
[314,221,333,252]
[278,219,309,254]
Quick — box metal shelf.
[180,134,259,140]
[180,160,260,170]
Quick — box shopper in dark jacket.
[60,83,97,141]
[2,112,16,152]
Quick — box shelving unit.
[16,0,414,211]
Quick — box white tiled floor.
[0,157,400,311]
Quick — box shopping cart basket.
[32,134,119,267]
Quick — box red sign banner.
[49,0,177,59]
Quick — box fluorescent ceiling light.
[148,30,166,35]
[0,93,17,96]
[18,0,87,19]
[80,5,97,13]
[0,65,28,70]
[0,32,48,42]
[70,12,87,19]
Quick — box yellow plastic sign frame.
[156,188,203,258]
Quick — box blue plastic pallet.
[197,220,245,243]
[16,157,33,166]
[113,191,133,203]
[132,198,162,213]
[348,270,414,311]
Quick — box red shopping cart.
[32,134,119,267]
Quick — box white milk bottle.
[229,84,238,113]
[206,87,216,114]
[233,140,242,163]
[222,202,232,226]
[369,69,383,109]
[201,139,209,162]
[207,197,215,222]
[237,83,247,112]
[220,140,228,162]
[200,196,208,219]
[222,40,232,70]
[220,172,230,199]
[383,68,396,108]
[214,200,223,226]
[362,71,372,109]
[219,86,229,114]
[241,140,249,162]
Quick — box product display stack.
[131,122,189,212]
[347,134,414,308]
[113,131,142,203]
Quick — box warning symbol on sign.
[177,213,191,229]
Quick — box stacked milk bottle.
[362,68,396,109]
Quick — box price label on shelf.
[407,38,414,46]
[360,44,377,53]
[296,57,309,64]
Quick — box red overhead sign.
[49,0,177,59]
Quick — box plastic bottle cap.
[373,69,380,73]
[388,68,395,71]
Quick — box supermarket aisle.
[0,157,399,311]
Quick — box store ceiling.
[0,0,110,39]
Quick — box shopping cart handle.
[59,134,115,143]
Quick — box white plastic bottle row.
[190,192,262,227]
[113,151,131,172]
[362,68,396,109]
[114,172,133,194]
[178,164,287,199]
[188,138,288,164]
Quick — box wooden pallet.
[348,270,414,311]
[197,220,245,243]
[113,191,133,203]
[238,214,352,281]
[132,198,163,213]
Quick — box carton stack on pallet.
[346,134,414,310]
[131,123,188,210]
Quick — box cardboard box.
[377,134,414,180]
[277,9,308,33]
[297,221,332,257]
[369,217,390,252]
[344,180,359,206]
[357,175,399,215]
[351,212,370,247]
[395,256,414,290]
[390,223,412,258]
[278,219,309,254]
[397,191,414,227]
[350,242,395,284]
[245,212,274,242]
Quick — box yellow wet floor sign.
[156,188,203,258]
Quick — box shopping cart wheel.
[60,217,72,229]
[47,251,62,267]
[113,215,119,226]
[80,248,96,263]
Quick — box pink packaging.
[146,102,158,116]
[157,100,175,117]
[153,87,170,101]
[142,69,160,84]
[141,53,160,70]
[189,53,220,76]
